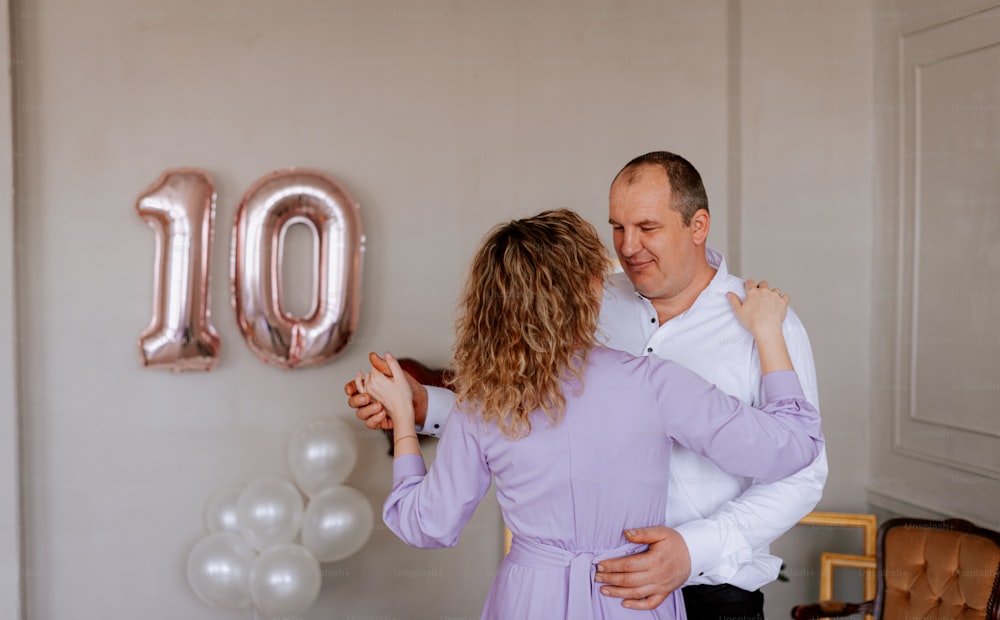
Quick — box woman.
[357,209,822,619]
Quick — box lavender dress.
[384,347,823,620]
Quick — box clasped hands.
[346,352,429,431]
[351,352,416,431]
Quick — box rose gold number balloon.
[231,170,364,369]
[136,169,221,372]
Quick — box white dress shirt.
[421,247,827,591]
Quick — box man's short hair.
[613,151,709,226]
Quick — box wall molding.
[725,0,742,273]
[891,5,1000,479]
[865,488,995,528]
[0,0,25,617]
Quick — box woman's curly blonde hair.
[447,209,611,439]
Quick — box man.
[346,151,826,619]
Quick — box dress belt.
[507,537,647,620]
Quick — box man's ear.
[690,209,710,245]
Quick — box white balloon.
[236,477,304,551]
[300,485,374,562]
[205,484,243,533]
[186,531,257,610]
[288,417,358,497]
[249,543,322,615]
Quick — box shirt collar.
[704,247,729,291]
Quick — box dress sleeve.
[655,364,824,485]
[382,405,492,548]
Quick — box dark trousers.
[681,583,765,620]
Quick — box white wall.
[735,2,875,615]
[9,1,738,618]
[740,0,874,512]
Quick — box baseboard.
[865,488,990,527]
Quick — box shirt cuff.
[674,519,725,581]
[760,370,804,403]
[392,454,427,483]
[421,385,454,437]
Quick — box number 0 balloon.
[231,169,364,369]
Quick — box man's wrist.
[673,520,724,582]
[420,385,454,438]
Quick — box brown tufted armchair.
[791,518,1000,620]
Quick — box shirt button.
[647,347,653,353]
[433,424,440,429]
[650,318,656,323]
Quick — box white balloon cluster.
[187,417,374,616]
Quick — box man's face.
[608,165,703,303]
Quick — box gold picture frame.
[797,512,877,620]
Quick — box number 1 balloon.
[231,169,364,369]
[135,169,221,371]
